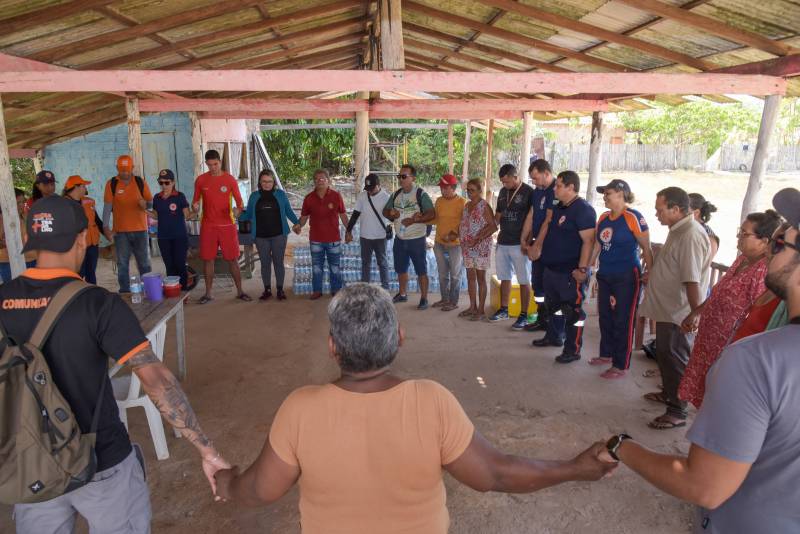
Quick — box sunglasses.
[158,181,172,186]
[398,173,413,179]
[771,224,800,255]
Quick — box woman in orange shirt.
[63,175,111,284]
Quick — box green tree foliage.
[11,158,35,192]
[617,101,761,156]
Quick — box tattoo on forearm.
[127,347,159,368]
[142,368,212,450]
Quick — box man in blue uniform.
[532,171,596,363]
[522,159,561,334]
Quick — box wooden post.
[741,94,781,221]
[587,111,604,205]
[380,0,405,69]
[32,151,43,173]
[354,91,370,201]
[521,111,533,181]
[447,120,454,175]
[126,96,144,177]
[0,95,26,278]
[189,111,204,180]
[461,120,471,187]
[484,119,494,198]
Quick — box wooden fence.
[548,143,707,172]
[720,144,800,172]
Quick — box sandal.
[648,414,687,430]
[432,300,447,308]
[470,313,485,322]
[643,391,668,405]
[236,293,253,302]
[642,369,660,378]
[458,309,475,318]
[600,368,626,379]
[197,295,213,305]
[589,357,612,366]
[441,303,458,312]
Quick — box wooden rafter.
[439,4,506,65]
[222,36,365,70]
[404,23,573,73]
[403,1,628,72]
[405,39,519,72]
[173,18,365,69]
[78,0,364,69]
[476,0,714,71]
[93,5,197,61]
[0,0,117,36]
[614,0,798,56]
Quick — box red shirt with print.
[192,172,243,226]
[301,188,345,243]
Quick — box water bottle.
[130,275,143,304]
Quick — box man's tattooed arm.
[128,347,214,454]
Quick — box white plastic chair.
[111,325,171,460]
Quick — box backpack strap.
[110,177,118,198]
[134,176,145,197]
[391,188,403,206]
[415,186,424,210]
[28,280,92,350]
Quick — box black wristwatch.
[606,433,632,461]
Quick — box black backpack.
[391,187,433,237]
[110,176,145,198]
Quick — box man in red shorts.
[192,149,250,303]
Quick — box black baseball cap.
[364,173,380,190]
[35,170,56,184]
[596,179,631,195]
[158,169,175,181]
[773,188,800,229]
[23,196,88,253]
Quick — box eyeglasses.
[771,224,800,255]
[736,229,758,239]
[158,181,171,186]
[398,173,413,180]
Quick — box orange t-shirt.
[81,197,100,246]
[269,379,475,534]
[103,176,153,232]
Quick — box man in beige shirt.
[213,283,616,533]
[639,187,711,430]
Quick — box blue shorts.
[393,236,427,275]
[495,244,530,285]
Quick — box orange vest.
[81,197,101,246]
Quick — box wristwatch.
[606,433,632,461]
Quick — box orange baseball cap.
[65,175,91,190]
[116,155,134,171]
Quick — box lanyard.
[504,183,523,209]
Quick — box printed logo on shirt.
[539,197,546,209]
[600,227,614,251]
[169,203,177,212]
[30,213,54,234]
[2,297,51,310]
[639,216,647,227]
[117,189,125,195]
[220,186,228,193]
[327,203,334,209]
[557,215,566,226]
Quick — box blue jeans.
[80,245,99,284]
[115,231,151,292]
[360,237,389,290]
[311,241,342,294]
[433,243,463,304]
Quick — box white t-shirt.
[354,189,391,240]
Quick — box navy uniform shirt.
[541,196,597,271]
[596,208,649,274]
[152,190,189,239]
[531,181,557,239]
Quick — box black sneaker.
[259,289,272,301]
[511,315,528,330]
[523,320,546,332]
[532,337,564,347]
[417,298,429,310]
[488,308,509,322]
[555,353,581,364]
[393,293,408,303]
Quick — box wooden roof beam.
[379,0,405,69]
[93,5,197,61]
[613,0,798,57]
[79,0,364,69]
[0,0,117,36]
[404,39,519,72]
[404,1,628,72]
[403,23,573,73]
[173,19,365,69]
[227,38,364,70]
[712,54,800,77]
[477,0,714,71]
[0,70,785,95]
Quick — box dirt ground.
[4,170,794,533]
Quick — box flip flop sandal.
[642,369,660,378]
[458,309,474,318]
[470,313,485,322]
[237,293,253,302]
[643,391,668,404]
[197,295,213,305]
[648,415,687,430]
[441,304,458,312]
